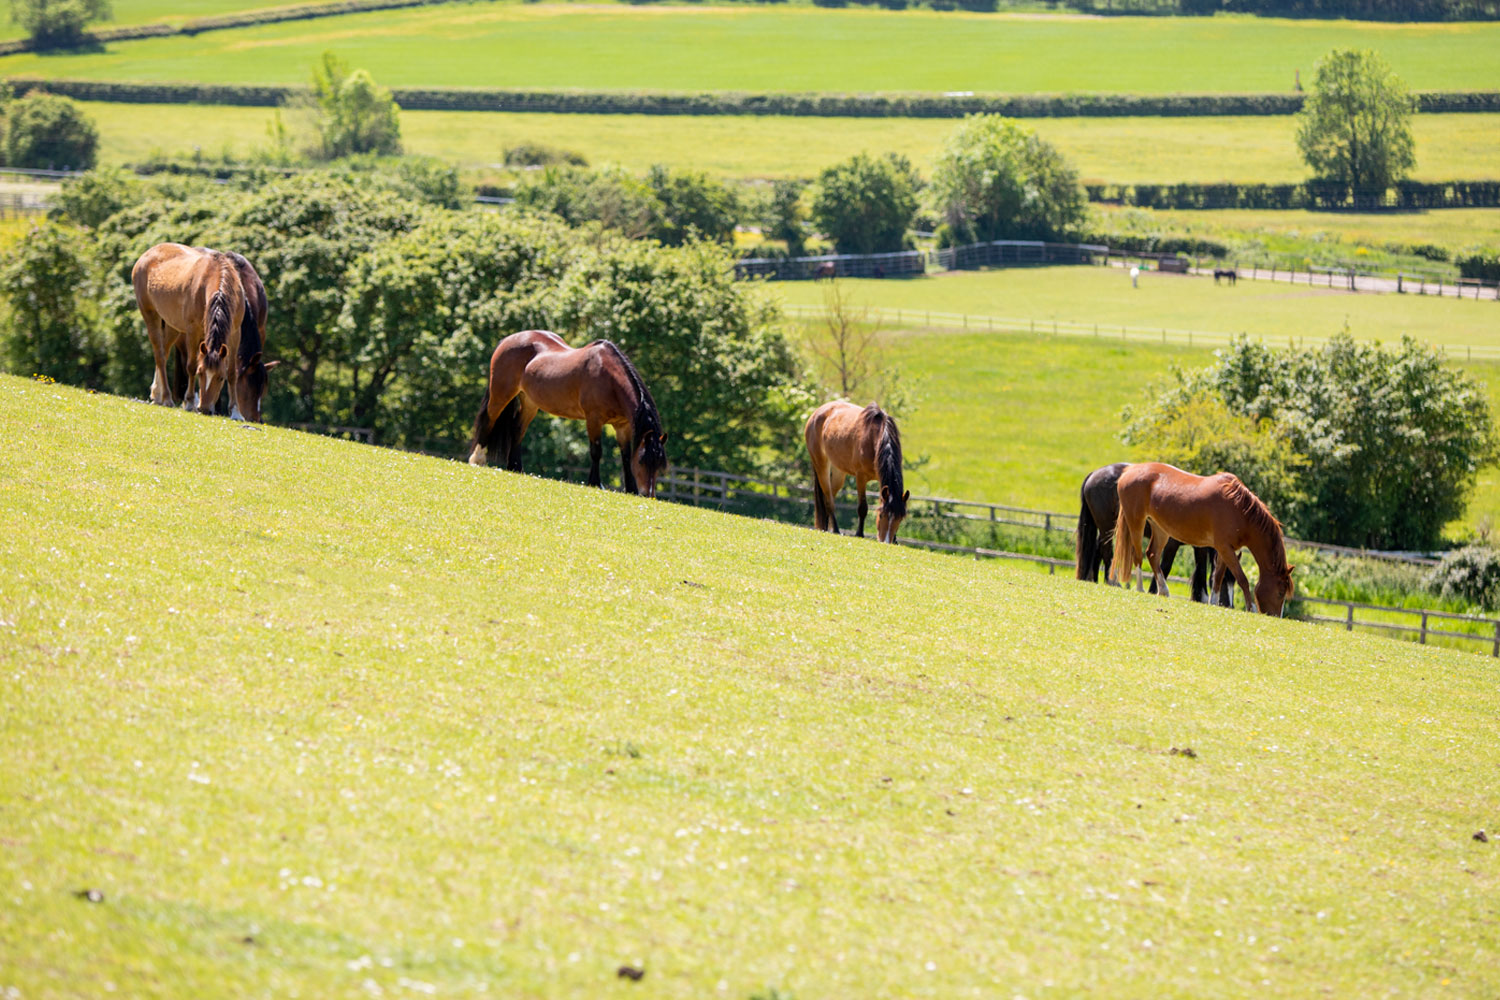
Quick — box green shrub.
[2,90,98,169]
[930,114,1085,243]
[810,153,919,255]
[1426,545,1500,609]
[503,142,587,167]
[0,220,102,386]
[9,0,111,49]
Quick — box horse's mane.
[599,340,666,471]
[1224,475,1291,582]
[204,253,236,363]
[863,404,905,516]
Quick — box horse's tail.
[1110,504,1137,588]
[1075,485,1097,581]
[469,387,504,465]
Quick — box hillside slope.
[1,375,1497,998]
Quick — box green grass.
[4,373,1500,998]
[0,0,320,42]
[81,101,1500,187]
[6,3,1500,93]
[773,265,1500,351]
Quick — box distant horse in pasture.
[805,400,909,544]
[469,330,668,497]
[1111,463,1294,616]
[1213,268,1238,285]
[1075,462,1232,605]
[133,243,271,419]
[814,261,837,281]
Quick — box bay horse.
[166,251,277,421]
[468,330,668,497]
[805,400,909,544]
[1110,463,1294,616]
[133,243,260,419]
[1075,462,1232,605]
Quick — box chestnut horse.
[468,330,667,496]
[1075,462,1232,605]
[1110,463,1294,616]
[133,243,260,419]
[805,400,909,544]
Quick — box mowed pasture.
[5,4,1500,92]
[80,101,1500,186]
[4,375,1500,998]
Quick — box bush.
[0,220,102,386]
[2,90,98,169]
[810,153,919,255]
[301,51,401,159]
[48,165,145,227]
[513,165,662,241]
[1458,249,1500,282]
[503,142,587,167]
[1426,545,1500,609]
[645,164,740,246]
[1123,334,1498,549]
[10,0,111,49]
[930,114,1085,243]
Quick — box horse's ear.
[902,490,910,503]
[242,351,262,371]
[658,432,667,445]
[263,360,282,372]
[880,485,891,502]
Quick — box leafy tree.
[302,52,401,160]
[761,179,807,257]
[1295,48,1416,198]
[9,0,110,48]
[645,164,740,246]
[1123,334,1497,549]
[930,114,1086,244]
[3,90,98,169]
[48,165,146,228]
[810,153,919,255]
[514,165,662,241]
[0,220,102,385]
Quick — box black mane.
[598,340,667,471]
[863,405,905,516]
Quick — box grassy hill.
[3,373,1499,998]
[4,3,1500,93]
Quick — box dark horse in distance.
[469,330,668,496]
[1076,462,1232,605]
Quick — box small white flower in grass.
[925,961,937,972]
[1142,939,1154,949]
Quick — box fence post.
[1044,513,1052,533]
[1493,621,1499,657]
[1397,273,1403,293]
[1420,611,1429,644]
[1346,604,1354,632]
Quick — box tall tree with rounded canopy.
[1295,48,1416,199]
[930,114,1086,244]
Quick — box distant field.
[5,4,1500,93]
[82,102,1500,186]
[0,0,302,41]
[774,266,1500,350]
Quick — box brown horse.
[1075,462,1232,605]
[166,251,277,421]
[468,330,668,496]
[133,243,259,419]
[805,400,909,544]
[1110,463,1294,616]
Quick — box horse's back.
[807,400,879,476]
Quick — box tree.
[1295,48,1416,198]
[761,179,807,257]
[514,165,662,241]
[810,153,919,255]
[301,52,401,160]
[0,221,102,386]
[1122,334,1497,549]
[9,0,110,48]
[930,114,1086,244]
[646,164,740,246]
[3,90,98,169]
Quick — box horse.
[133,243,257,419]
[1074,462,1232,605]
[1213,268,1238,285]
[813,261,837,281]
[468,330,667,497]
[1110,463,1295,616]
[805,400,909,544]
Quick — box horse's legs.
[1190,546,1210,603]
[613,425,638,495]
[586,416,604,487]
[855,479,869,538]
[1153,537,1182,595]
[821,467,842,533]
[181,339,200,411]
[1145,525,1169,597]
[145,315,173,405]
[506,397,538,472]
[1216,547,1256,612]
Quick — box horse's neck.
[1243,528,1285,580]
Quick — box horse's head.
[1257,565,1296,617]
[877,486,910,544]
[631,430,668,498]
[195,343,232,414]
[232,353,281,422]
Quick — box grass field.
[0,0,292,42]
[774,266,1500,350]
[82,101,1500,187]
[6,4,1500,93]
[4,374,1499,998]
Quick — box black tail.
[812,470,836,533]
[170,343,188,402]
[1075,488,1098,581]
[470,388,506,465]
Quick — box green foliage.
[47,164,145,227]
[304,50,401,159]
[514,164,741,246]
[1124,334,1499,549]
[1458,249,1500,282]
[810,153,919,256]
[930,115,1086,244]
[1426,544,1500,609]
[645,164,740,246]
[0,220,101,385]
[1121,387,1310,527]
[2,89,98,169]
[1295,49,1417,198]
[761,179,807,257]
[9,0,110,48]
[503,141,586,167]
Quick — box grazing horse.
[468,330,668,497]
[1213,268,1238,285]
[805,400,909,544]
[164,252,276,420]
[133,243,253,418]
[1074,462,1232,605]
[1110,463,1294,616]
[813,261,837,281]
